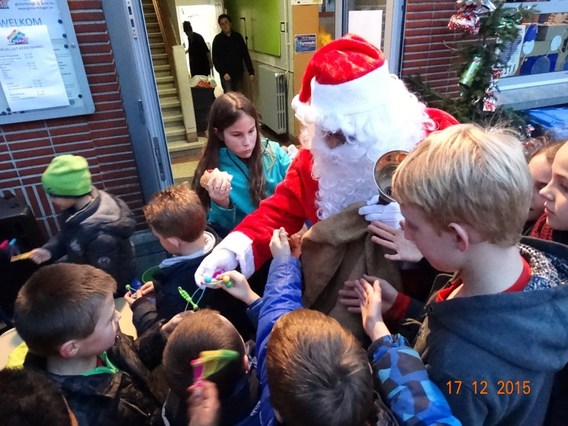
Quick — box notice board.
[0,0,94,125]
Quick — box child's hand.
[28,248,51,264]
[269,227,291,259]
[161,311,192,340]
[354,278,391,342]
[188,380,220,426]
[368,221,423,262]
[338,279,362,313]
[289,224,308,258]
[138,281,155,295]
[220,270,260,306]
[201,168,232,208]
[339,275,398,314]
[124,282,155,307]
[362,274,398,313]
[124,290,140,306]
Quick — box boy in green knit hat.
[29,154,137,286]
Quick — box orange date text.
[446,380,531,395]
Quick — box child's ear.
[166,236,181,249]
[213,127,223,141]
[448,222,469,252]
[242,354,250,373]
[59,340,79,358]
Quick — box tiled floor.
[172,159,199,184]
[170,135,207,184]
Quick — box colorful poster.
[499,25,526,78]
[0,25,68,111]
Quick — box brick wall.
[402,1,468,99]
[0,0,145,241]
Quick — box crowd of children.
[3,123,566,426]
[3,34,568,426]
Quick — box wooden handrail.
[150,0,197,142]
[152,0,179,70]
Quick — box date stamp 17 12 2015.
[446,380,531,395]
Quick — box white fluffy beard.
[309,128,380,220]
[297,83,430,220]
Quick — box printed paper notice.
[0,25,68,112]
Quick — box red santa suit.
[232,108,456,274]
[196,34,458,280]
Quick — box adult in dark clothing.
[212,14,254,93]
[183,21,211,77]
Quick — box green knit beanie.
[41,155,92,198]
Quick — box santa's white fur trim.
[294,64,393,118]
[217,231,255,278]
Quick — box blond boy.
[376,124,568,425]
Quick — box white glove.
[358,196,404,229]
[195,247,238,289]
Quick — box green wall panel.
[225,0,280,56]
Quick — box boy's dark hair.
[162,309,246,397]
[218,13,231,24]
[143,183,206,243]
[266,309,373,426]
[0,368,73,426]
[14,263,117,356]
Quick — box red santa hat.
[292,34,391,118]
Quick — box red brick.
[48,123,91,136]
[2,121,47,132]
[81,52,114,64]
[77,33,110,44]
[92,92,122,103]
[3,130,49,142]
[71,11,105,22]
[79,44,113,55]
[11,147,56,160]
[68,1,102,11]
[85,63,117,74]
[95,101,126,112]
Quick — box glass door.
[341,0,404,74]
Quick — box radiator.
[257,65,288,134]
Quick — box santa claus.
[196,34,457,281]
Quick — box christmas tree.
[406,0,535,129]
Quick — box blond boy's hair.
[393,123,532,246]
[143,183,206,243]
